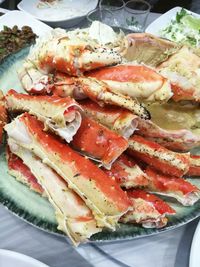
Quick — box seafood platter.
[1,18,200,246]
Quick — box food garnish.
[0,25,37,61]
[160,8,200,47]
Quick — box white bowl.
[18,0,98,28]
[0,249,49,267]
[145,6,200,37]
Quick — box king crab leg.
[71,116,128,169]
[7,146,102,245]
[103,154,149,188]
[4,113,131,229]
[80,99,138,139]
[145,167,200,206]
[6,89,82,143]
[120,189,175,228]
[128,135,190,177]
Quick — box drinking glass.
[123,0,151,32]
[87,7,116,27]
[99,0,125,27]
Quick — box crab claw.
[103,154,149,188]
[53,73,150,120]
[120,189,175,228]
[145,167,200,206]
[128,135,190,177]
[73,77,151,120]
[4,113,131,229]
[86,64,173,103]
[6,89,82,143]
[71,116,128,169]
[22,28,122,77]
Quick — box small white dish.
[0,10,51,36]
[0,249,49,267]
[190,220,200,267]
[18,0,98,28]
[145,6,200,36]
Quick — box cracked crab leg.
[145,167,200,206]
[6,89,82,143]
[7,147,44,194]
[120,189,175,228]
[0,91,8,144]
[187,155,200,177]
[8,145,102,245]
[86,64,172,102]
[136,117,200,152]
[71,116,128,169]
[4,113,131,229]
[80,99,138,139]
[103,154,149,188]
[128,135,190,177]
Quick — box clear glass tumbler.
[123,0,151,32]
[99,0,125,27]
[87,7,116,27]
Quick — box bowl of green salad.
[146,6,200,47]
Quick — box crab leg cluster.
[2,24,200,246]
[7,145,102,245]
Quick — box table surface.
[0,11,199,267]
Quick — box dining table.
[0,9,199,267]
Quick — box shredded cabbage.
[160,8,200,47]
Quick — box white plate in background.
[0,249,49,267]
[0,10,51,36]
[145,6,200,37]
[190,220,200,267]
[18,0,98,27]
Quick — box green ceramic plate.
[0,48,200,242]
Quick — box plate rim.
[1,39,200,244]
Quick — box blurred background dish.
[17,0,98,28]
